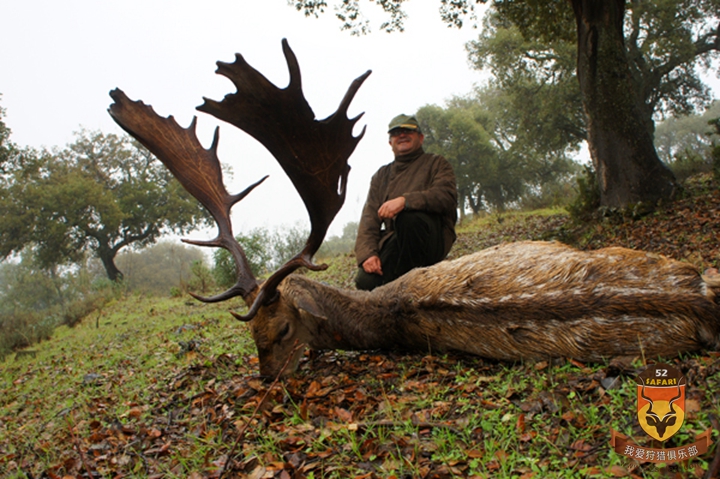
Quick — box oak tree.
[418,93,579,215]
[0,130,212,281]
[481,0,719,209]
[291,0,720,210]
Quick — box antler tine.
[184,174,269,303]
[197,39,371,319]
[107,89,261,302]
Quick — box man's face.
[389,128,424,156]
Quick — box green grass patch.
[2,174,719,477]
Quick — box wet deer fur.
[109,40,720,378]
[253,241,720,376]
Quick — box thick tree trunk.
[467,193,481,215]
[98,247,124,282]
[570,0,677,210]
[458,192,467,222]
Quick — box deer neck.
[285,276,430,352]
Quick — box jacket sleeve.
[402,155,458,216]
[354,171,385,266]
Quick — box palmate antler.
[108,39,371,320]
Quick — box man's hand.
[362,255,383,275]
[378,196,406,220]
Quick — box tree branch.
[112,225,157,253]
[693,21,720,56]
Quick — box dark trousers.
[355,211,445,291]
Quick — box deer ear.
[291,290,328,321]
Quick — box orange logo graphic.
[610,363,712,464]
[636,363,685,442]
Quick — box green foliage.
[655,101,720,179]
[212,224,309,287]
[213,227,272,287]
[291,0,498,33]
[469,1,720,141]
[115,241,207,296]
[666,151,714,181]
[417,96,580,216]
[289,0,719,123]
[566,165,601,222]
[0,309,53,360]
[0,130,212,282]
[418,101,505,214]
[187,260,214,295]
[467,6,586,149]
[211,221,356,289]
[317,221,358,259]
[490,0,718,117]
[519,174,580,211]
[491,0,577,44]
[0,253,119,359]
[272,222,309,267]
[711,118,720,182]
[624,0,719,117]
[0,97,14,170]
[292,0,410,34]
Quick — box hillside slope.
[450,173,719,270]
[1,174,719,478]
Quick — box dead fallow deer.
[108,40,720,378]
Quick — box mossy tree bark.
[571,0,677,210]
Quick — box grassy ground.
[1,174,719,478]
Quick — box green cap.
[388,114,421,133]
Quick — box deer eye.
[278,323,291,341]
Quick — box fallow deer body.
[109,40,720,378]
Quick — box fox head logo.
[636,363,685,442]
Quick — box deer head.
[108,40,370,375]
[640,381,683,439]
